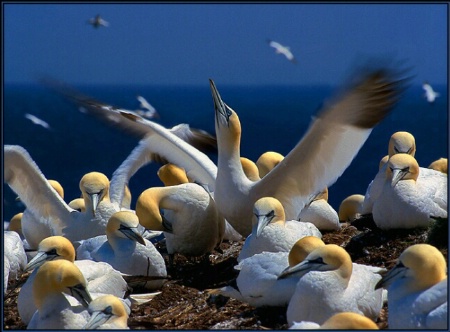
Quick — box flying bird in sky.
[136,95,160,119]
[267,39,297,63]
[88,14,109,28]
[422,82,440,103]
[24,113,51,130]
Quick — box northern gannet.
[7,212,24,238]
[240,157,261,181]
[375,243,447,329]
[84,294,130,329]
[4,145,115,244]
[279,244,384,326]
[76,211,167,291]
[68,198,86,212]
[3,231,27,292]
[24,113,51,130]
[214,236,325,307]
[297,188,340,231]
[361,130,416,215]
[136,165,225,262]
[289,312,379,329]
[237,197,321,262]
[267,39,297,63]
[256,151,284,178]
[18,236,129,325]
[422,82,440,103]
[88,14,109,28]
[372,154,447,229]
[27,260,93,329]
[428,157,448,174]
[338,194,365,222]
[210,68,406,236]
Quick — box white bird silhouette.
[136,95,159,119]
[88,14,109,28]
[422,82,440,103]
[267,39,297,63]
[24,113,51,130]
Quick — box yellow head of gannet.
[83,294,129,329]
[319,312,379,329]
[157,163,189,186]
[68,198,86,212]
[378,155,389,169]
[338,194,365,222]
[279,244,352,282]
[25,236,75,272]
[375,243,447,293]
[388,131,416,157]
[106,211,146,246]
[386,153,419,187]
[241,157,260,181]
[79,172,110,217]
[48,179,64,199]
[8,212,23,236]
[428,158,448,174]
[256,151,284,178]
[288,236,325,267]
[135,189,168,232]
[253,197,286,238]
[33,260,92,310]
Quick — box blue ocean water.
[3,83,448,222]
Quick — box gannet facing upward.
[4,231,27,292]
[18,236,129,325]
[76,211,167,291]
[238,197,321,262]
[289,312,379,329]
[428,157,448,174]
[136,168,225,260]
[27,260,93,329]
[279,244,384,326]
[297,188,340,231]
[267,39,297,63]
[84,294,130,329]
[422,82,440,103]
[338,194,365,222]
[372,154,447,229]
[375,244,447,329]
[215,235,325,307]
[210,68,406,236]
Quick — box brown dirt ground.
[3,217,448,330]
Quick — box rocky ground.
[3,216,448,330]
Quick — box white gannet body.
[76,211,167,291]
[422,82,440,103]
[297,188,340,231]
[18,236,129,325]
[372,154,447,229]
[27,260,93,329]
[4,145,115,244]
[4,231,27,292]
[279,244,384,326]
[289,312,379,329]
[219,236,326,307]
[210,69,405,236]
[84,294,130,329]
[338,194,365,222]
[375,243,447,329]
[267,39,297,63]
[362,131,416,214]
[136,164,224,258]
[238,197,321,262]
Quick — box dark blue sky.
[3,2,448,86]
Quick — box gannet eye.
[309,257,325,265]
[46,248,59,258]
[103,305,113,315]
[266,210,275,219]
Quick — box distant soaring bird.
[267,39,297,63]
[136,95,160,119]
[88,14,109,28]
[422,82,440,103]
[24,113,51,130]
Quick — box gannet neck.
[388,131,416,157]
[428,158,448,174]
[386,154,420,186]
[400,244,447,292]
[240,157,260,181]
[8,213,23,235]
[136,188,165,231]
[256,151,284,177]
[48,180,64,199]
[157,163,189,186]
[33,260,90,310]
[338,194,364,222]
[288,236,325,267]
[320,312,379,329]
